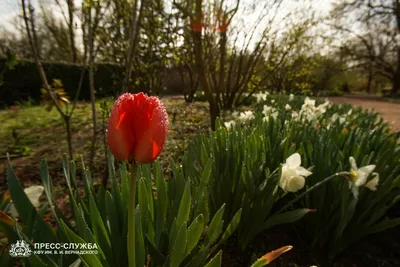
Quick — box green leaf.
[138,178,149,232]
[186,214,204,255]
[219,208,242,244]
[368,218,400,235]
[6,158,57,244]
[176,182,191,229]
[135,206,145,267]
[155,162,168,245]
[0,210,18,242]
[88,188,114,266]
[203,250,222,267]
[200,158,213,189]
[170,223,187,267]
[264,209,315,230]
[105,192,122,262]
[205,204,225,245]
[61,220,103,267]
[145,235,167,266]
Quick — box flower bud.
[107,93,168,163]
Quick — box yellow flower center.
[349,171,358,182]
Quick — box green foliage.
[0,50,17,87]
[0,59,124,107]
[3,153,244,267]
[227,94,400,258]
[41,79,70,111]
[182,114,320,247]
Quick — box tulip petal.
[107,93,136,160]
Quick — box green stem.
[275,171,349,214]
[128,162,137,267]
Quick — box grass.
[0,96,210,193]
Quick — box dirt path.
[328,95,400,131]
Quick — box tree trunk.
[367,66,372,93]
[193,0,220,130]
[88,7,97,168]
[392,46,400,96]
[392,67,400,96]
[64,115,73,159]
[219,30,227,106]
[67,0,77,62]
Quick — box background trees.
[1,0,399,129]
[331,0,400,96]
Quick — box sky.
[0,0,333,51]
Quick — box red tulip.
[107,92,168,163]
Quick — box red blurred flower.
[107,92,168,163]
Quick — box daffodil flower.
[238,110,255,123]
[279,153,313,193]
[263,111,279,122]
[254,92,268,103]
[224,120,236,129]
[289,94,294,101]
[364,172,379,191]
[302,97,316,110]
[348,157,379,198]
[285,104,292,111]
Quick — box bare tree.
[122,0,146,92]
[20,0,86,159]
[331,0,400,96]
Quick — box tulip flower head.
[279,153,312,193]
[107,92,168,163]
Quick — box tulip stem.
[128,162,137,267]
[275,171,350,215]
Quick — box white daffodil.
[291,111,299,119]
[224,120,236,129]
[289,94,294,101]
[254,92,268,103]
[331,113,339,122]
[232,111,239,118]
[364,172,379,191]
[302,97,316,111]
[314,105,327,115]
[285,104,292,111]
[279,153,313,193]
[348,157,378,198]
[9,185,44,218]
[271,99,275,104]
[263,111,279,122]
[262,105,275,116]
[238,110,255,123]
[347,109,353,116]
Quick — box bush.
[0,59,186,108]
